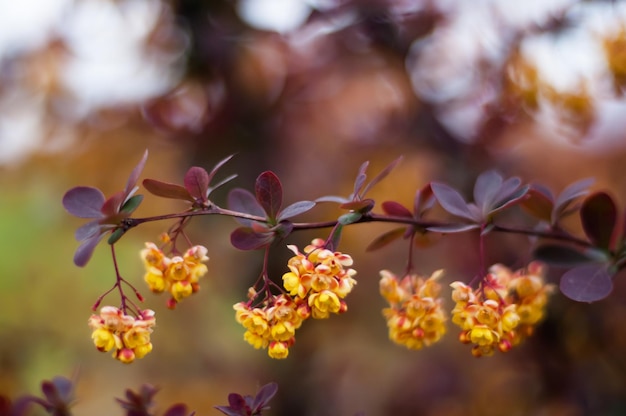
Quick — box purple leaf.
[339,199,375,213]
[252,382,278,411]
[227,393,247,410]
[414,184,435,216]
[473,170,503,215]
[184,167,210,202]
[490,185,529,214]
[214,406,245,416]
[124,150,148,196]
[163,404,190,416]
[427,223,480,233]
[230,227,274,250]
[560,264,613,302]
[74,233,106,267]
[315,195,349,204]
[553,178,595,222]
[366,227,407,251]
[381,201,412,218]
[207,154,235,184]
[206,174,238,198]
[228,189,266,226]
[255,171,283,221]
[431,182,477,221]
[75,220,102,241]
[277,201,315,221]
[352,161,369,197]
[62,186,105,218]
[580,192,618,250]
[142,179,194,201]
[101,190,125,216]
[361,156,402,197]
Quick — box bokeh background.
[3,0,626,414]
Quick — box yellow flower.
[268,341,290,359]
[91,328,116,352]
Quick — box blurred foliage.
[3,0,626,415]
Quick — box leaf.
[120,194,143,215]
[315,195,349,204]
[228,189,266,226]
[207,154,235,184]
[101,190,125,216]
[124,150,149,196]
[352,161,369,198]
[143,179,194,201]
[184,167,210,202]
[75,220,102,241]
[533,245,599,267]
[108,228,126,245]
[163,404,190,416]
[490,185,529,215]
[493,177,523,204]
[206,174,238,198]
[580,192,617,250]
[430,183,477,221]
[381,201,412,218]
[230,227,274,250]
[520,187,553,222]
[366,227,407,251]
[62,186,105,218]
[338,212,362,225]
[255,171,283,221]
[553,177,595,222]
[361,156,403,197]
[227,393,246,410]
[214,406,244,416]
[277,201,316,221]
[252,382,278,410]
[426,223,480,233]
[559,264,613,302]
[473,170,503,215]
[339,199,375,213]
[74,233,107,267]
[414,184,435,216]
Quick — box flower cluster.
[379,269,447,350]
[450,262,554,357]
[141,243,209,308]
[88,306,156,363]
[233,238,357,358]
[282,238,357,319]
[234,294,307,359]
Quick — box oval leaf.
[382,201,412,218]
[184,167,210,202]
[253,382,278,410]
[277,200,316,220]
[163,404,190,416]
[228,188,266,226]
[74,234,106,267]
[101,190,125,216]
[120,194,143,214]
[75,220,102,241]
[338,212,362,225]
[230,227,274,250]
[533,245,597,267]
[473,170,503,215]
[366,227,406,251]
[255,171,283,221]
[580,192,617,249]
[431,182,477,221]
[62,186,105,218]
[520,188,553,222]
[143,179,194,201]
[560,264,613,302]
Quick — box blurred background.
[2,0,626,414]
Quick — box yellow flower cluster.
[234,294,308,359]
[88,306,155,363]
[234,238,357,359]
[282,238,357,319]
[141,243,209,308]
[379,269,447,350]
[450,262,554,357]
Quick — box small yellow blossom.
[450,261,554,357]
[140,242,209,307]
[379,269,447,350]
[88,307,155,363]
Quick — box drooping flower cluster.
[141,243,209,308]
[282,238,357,319]
[234,294,308,359]
[379,269,447,350]
[233,238,357,359]
[450,261,554,357]
[88,306,156,363]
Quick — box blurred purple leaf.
[382,201,412,218]
[414,184,435,216]
[184,166,210,202]
[473,170,503,215]
[427,223,480,233]
[75,220,102,241]
[490,185,529,214]
[228,188,266,226]
[255,171,283,221]
[74,233,107,267]
[366,227,407,251]
[62,186,106,218]
[207,154,235,185]
[101,190,126,217]
[580,192,618,250]
[360,156,402,197]
[252,382,278,411]
[560,264,613,302]
[352,161,369,198]
[553,178,594,223]
[143,179,194,201]
[163,404,192,416]
[340,199,375,213]
[277,201,316,221]
[124,149,148,196]
[431,182,477,221]
[230,227,274,250]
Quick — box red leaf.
[255,171,283,221]
[184,167,210,202]
[520,188,553,223]
[381,201,412,218]
[580,192,618,249]
[230,227,274,250]
[143,179,194,201]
